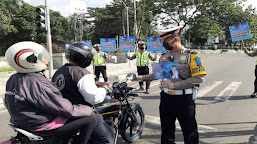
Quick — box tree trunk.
[121,9,126,36]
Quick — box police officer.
[125,41,157,94]
[242,41,257,97]
[94,43,109,82]
[132,26,207,143]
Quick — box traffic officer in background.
[125,41,157,94]
[93,43,109,82]
[242,41,257,97]
[132,26,207,143]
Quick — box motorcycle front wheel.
[120,104,145,143]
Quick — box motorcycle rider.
[4,41,96,144]
[52,42,114,143]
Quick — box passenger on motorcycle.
[4,41,97,144]
[52,42,114,144]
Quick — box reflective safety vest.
[136,51,150,66]
[94,52,105,66]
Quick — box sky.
[24,0,257,17]
[23,0,113,17]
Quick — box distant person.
[125,41,157,94]
[93,43,109,82]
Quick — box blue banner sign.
[100,38,116,52]
[147,37,165,52]
[119,36,135,51]
[82,40,92,46]
[229,22,251,42]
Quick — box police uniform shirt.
[159,47,206,90]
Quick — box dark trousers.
[137,66,150,89]
[159,91,199,144]
[254,65,257,93]
[95,66,108,82]
[36,112,113,144]
[91,112,114,144]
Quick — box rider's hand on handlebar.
[95,81,109,88]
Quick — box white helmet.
[5,41,51,73]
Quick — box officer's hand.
[154,55,157,59]
[103,53,107,59]
[131,74,142,81]
[161,79,173,89]
[124,52,128,57]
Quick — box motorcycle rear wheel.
[120,105,145,143]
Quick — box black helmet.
[66,42,96,68]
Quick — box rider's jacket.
[52,64,106,105]
[5,73,93,131]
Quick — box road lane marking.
[153,90,161,94]
[145,115,217,133]
[129,81,160,88]
[214,82,242,101]
[197,81,223,98]
[150,81,161,87]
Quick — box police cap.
[155,26,183,39]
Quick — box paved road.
[1,53,257,144]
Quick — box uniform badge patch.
[180,55,186,62]
[190,53,207,77]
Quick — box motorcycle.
[0,74,145,144]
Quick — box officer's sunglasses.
[161,36,175,44]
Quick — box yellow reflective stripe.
[94,53,105,65]
[101,110,120,115]
[136,51,150,66]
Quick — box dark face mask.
[95,47,100,51]
[163,37,176,50]
[139,47,144,50]
[163,42,173,50]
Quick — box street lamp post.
[121,0,129,36]
[75,8,85,42]
[45,0,53,78]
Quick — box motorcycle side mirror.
[126,73,135,81]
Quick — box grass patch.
[0,67,14,72]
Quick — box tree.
[184,18,223,45]
[152,0,218,31]
[87,1,124,44]
[50,11,72,44]
[0,0,22,41]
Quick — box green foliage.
[185,18,223,45]
[1,0,257,54]
[0,67,14,72]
